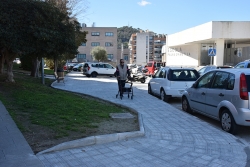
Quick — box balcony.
[154,48,161,51]
[153,57,162,61]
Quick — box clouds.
[138,0,151,6]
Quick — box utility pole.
[121,43,123,60]
[41,58,45,84]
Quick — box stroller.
[116,78,133,100]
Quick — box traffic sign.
[208,49,216,56]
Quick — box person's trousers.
[118,80,126,95]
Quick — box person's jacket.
[116,64,130,80]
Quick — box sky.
[76,0,250,35]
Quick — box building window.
[91,42,100,46]
[105,42,113,47]
[77,54,86,59]
[91,32,100,36]
[105,32,113,36]
[81,43,86,46]
[107,54,113,60]
[124,54,128,61]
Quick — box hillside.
[117,26,141,49]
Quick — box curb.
[36,113,144,155]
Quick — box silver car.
[182,68,250,134]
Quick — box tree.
[0,0,87,81]
[44,0,89,73]
[45,0,89,21]
[91,46,107,62]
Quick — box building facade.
[165,21,250,67]
[129,31,166,66]
[77,27,118,64]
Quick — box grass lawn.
[0,64,138,153]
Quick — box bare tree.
[45,0,89,20]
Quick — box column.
[214,39,225,66]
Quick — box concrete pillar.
[214,39,225,66]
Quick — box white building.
[129,31,166,66]
[165,21,250,67]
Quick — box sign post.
[208,49,216,65]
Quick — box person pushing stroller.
[115,59,131,97]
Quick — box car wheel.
[141,79,145,83]
[86,74,90,77]
[182,97,194,114]
[220,109,238,134]
[148,84,152,94]
[160,89,170,102]
[91,72,97,77]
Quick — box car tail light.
[88,66,90,71]
[240,73,249,100]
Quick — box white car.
[83,62,116,77]
[13,58,21,64]
[148,67,200,102]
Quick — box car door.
[205,71,231,119]
[97,63,105,74]
[104,64,115,75]
[150,68,166,96]
[189,71,215,114]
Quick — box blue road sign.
[208,49,216,56]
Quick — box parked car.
[13,58,21,64]
[145,61,163,76]
[182,68,250,134]
[64,63,78,71]
[234,59,250,68]
[83,62,116,77]
[198,65,232,76]
[148,67,200,102]
[72,63,85,71]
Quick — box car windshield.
[168,69,200,81]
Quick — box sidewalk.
[1,72,248,166]
[0,101,43,167]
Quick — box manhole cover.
[109,113,135,119]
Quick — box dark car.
[198,65,232,76]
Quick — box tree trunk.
[31,57,40,77]
[3,49,16,82]
[0,51,5,74]
[6,60,14,82]
[54,57,58,72]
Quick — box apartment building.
[128,30,166,66]
[77,27,118,64]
